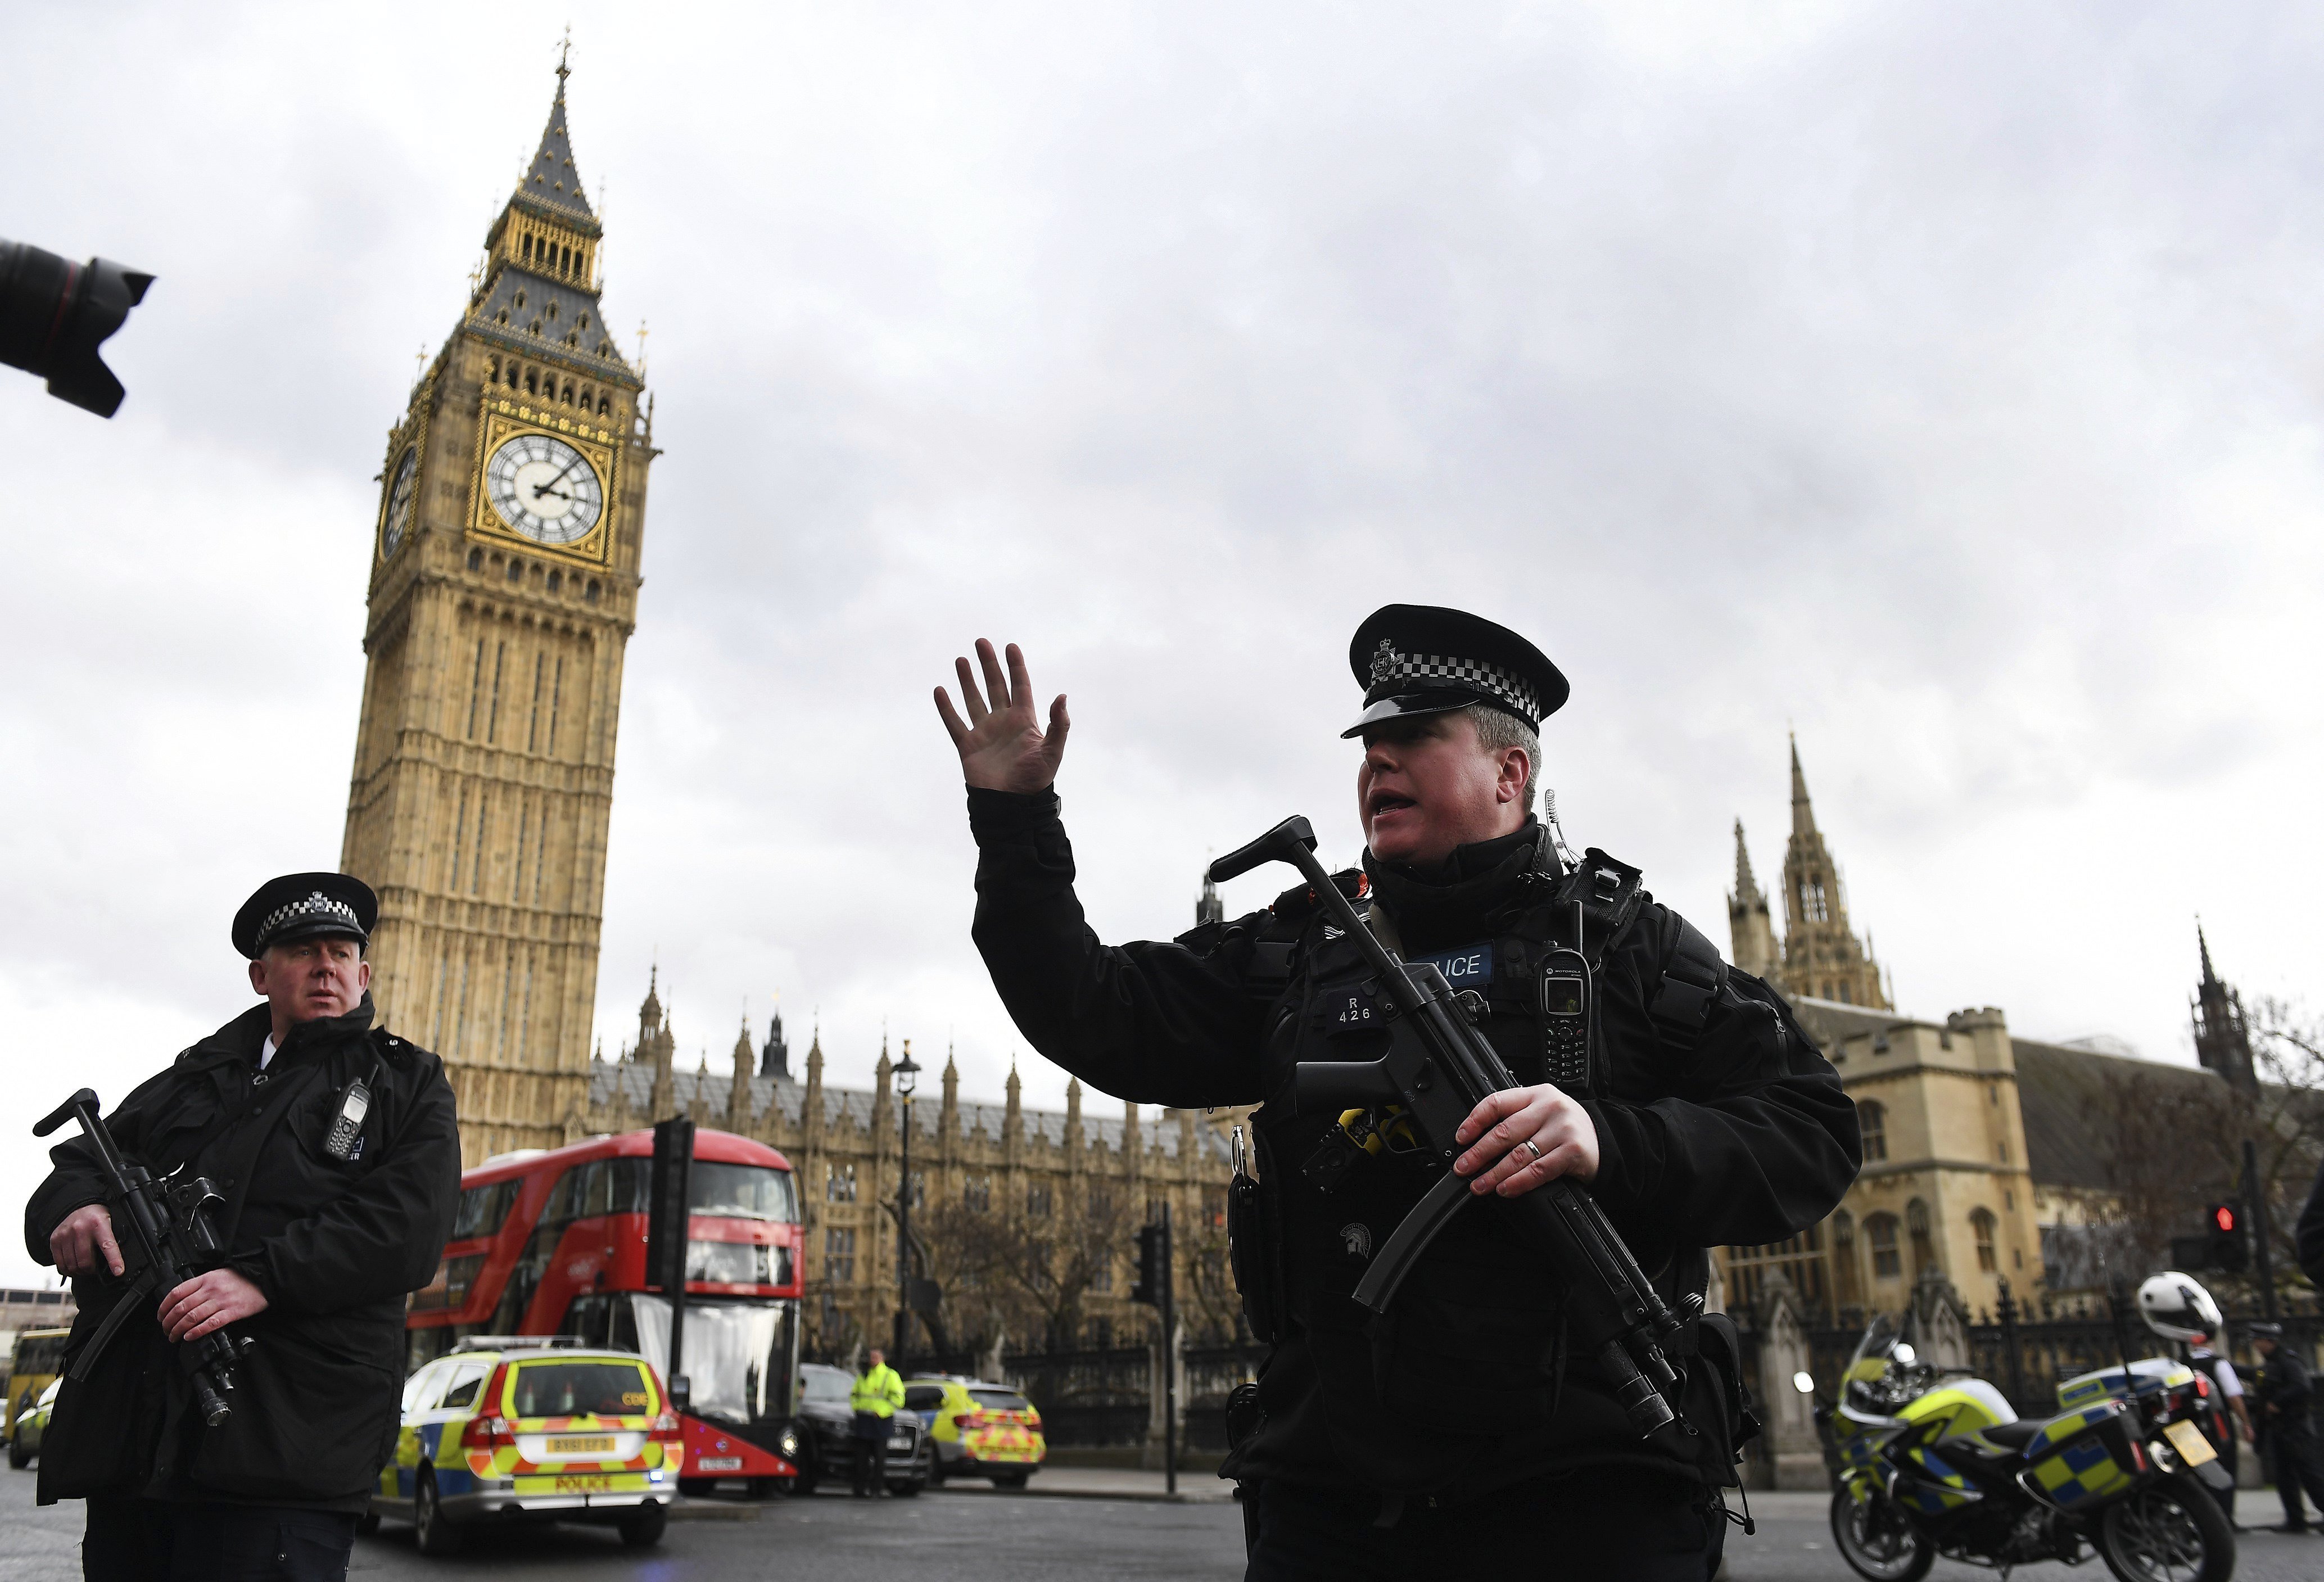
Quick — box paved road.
[0,1472,1247,1581]
[4,1470,2321,1579]
[1717,1490,2323,1581]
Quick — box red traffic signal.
[2213,1205,2237,1233]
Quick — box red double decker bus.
[406,1128,806,1491]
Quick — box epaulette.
[1267,868,1367,922]
[1539,847,1722,1054]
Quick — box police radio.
[1541,946,1591,1091]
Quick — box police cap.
[2245,1321,2285,1340]
[232,873,377,960]
[1342,604,1570,739]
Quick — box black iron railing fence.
[810,1337,1268,1448]
[1733,1282,2322,1429]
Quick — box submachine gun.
[34,1088,251,1425]
[1208,816,1699,1438]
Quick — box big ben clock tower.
[342,57,654,1163]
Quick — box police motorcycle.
[1801,1313,2236,1582]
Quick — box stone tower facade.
[341,60,654,1163]
[1772,739,1891,1009]
[2191,923,2257,1097]
[1726,818,1782,982]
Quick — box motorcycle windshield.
[1845,1314,1903,1406]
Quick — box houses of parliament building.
[340,63,2251,1350]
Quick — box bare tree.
[2087,1000,2324,1307]
[921,1179,1137,1353]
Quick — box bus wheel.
[7,1437,29,1471]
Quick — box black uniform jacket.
[2255,1345,2314,1429]
[24,995,459,1509]
[969,788,1860,1491]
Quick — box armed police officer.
[26,874,460,1581]
[935,608,1860,1580]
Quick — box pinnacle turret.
[1789,734,1818,838]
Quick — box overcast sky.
[3,2,2318,1285]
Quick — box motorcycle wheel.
[1830,1488,1936,1582]
[2096,1472,2234,1582]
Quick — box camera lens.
[0,238,154,417]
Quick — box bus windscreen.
[689,1163,797,1223]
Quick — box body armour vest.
[1230,829,1738,1495]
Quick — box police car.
[906,1376,1045,1488]
[368,1337,679,1554]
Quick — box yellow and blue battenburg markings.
[2022,1405,2137,1508]
[1896,1447,1979,1513]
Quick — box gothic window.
[561,381,575,405]
[908,1171,925,1210]
[522,234,533,261]
[464,636,488,737]
[579,313,590,331]
[505,559,522,583]
[579,385,593,409]
[1027,1185,1052,1218]
[964,1176,991,1213]
[497,310,509,325]
[825,1162,856,1203]
[467,548,483,571]
[547,301,559,323]
[1865,1213,1901,1280]
[1091,1256,1112,1294]
[529,319,542,335]
[546,569,562,594]
[525,369,538,395]
[1970,1208,1998,1273]
[585,580,601,603]
[823,1227,855,1283]
[1906,1198,1937,1276]
[1832,1210,1861,1306]
[514,290,527,310]
[488,356,501,382]
[1856,1100,1887,1163]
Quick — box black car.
[793,1363,931,1495]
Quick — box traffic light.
[2205,1203,2249,1273]
[1129,1223,1165,1308]
[2173,1203,2249,1273]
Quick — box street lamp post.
[894,1040,921,1363]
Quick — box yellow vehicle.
[368,1337,681,1555]
[4,1330,68,1458]
[905,1376,1045,1488]
[9,1379,59,1469]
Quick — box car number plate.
[553,1474,615,1492]
[547,1435,618,1454]
[697,1456,744,1472]
[2162,1420,2217,1467]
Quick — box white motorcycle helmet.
[2137,1271,2223,1343]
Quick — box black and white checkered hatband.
[1368,638,1543,724]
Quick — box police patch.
[1416,942,1493,992]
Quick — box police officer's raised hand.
[935,639,1071,793]
[1452,1084,1600,1195]
[50,1203,125,1277]
[157,1269,268,1343]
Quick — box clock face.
[485,432,604,545]
[381,448,417,557]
